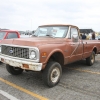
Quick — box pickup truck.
[0,24,100,87]
[0,30,20,42]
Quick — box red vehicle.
[0,30,20,42]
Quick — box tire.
[86,51,95,66]
[6,64,23,75]
[42,61,62,87]
[0,61,2,64]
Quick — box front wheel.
[42,61,62,87]
[6,64,23,75]
[86,51,95,66]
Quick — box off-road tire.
[6,64,23,75]
[42,61,62,87]
[86,51,95,66]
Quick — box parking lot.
[0,55,100,100]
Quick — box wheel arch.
[46,50,64,67]
[92,47,97,54]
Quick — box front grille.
[1,45,29,59]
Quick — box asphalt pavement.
[0,55,100,100]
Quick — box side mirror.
[72,34,78,42]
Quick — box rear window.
[6,32,18,39]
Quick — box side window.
[71,28,78,39]
[6,32,18,39]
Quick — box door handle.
[71,44,75,45]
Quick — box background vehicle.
[95,35,100,40]
[0,30,20,42]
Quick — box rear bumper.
[0,55,42,71]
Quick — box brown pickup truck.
[0,24,100,87]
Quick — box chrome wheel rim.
[50,67,60,83]
[91,54,94,64]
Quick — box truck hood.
[1,37,65,47]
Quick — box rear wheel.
[86,51,95,66]
[6,64,23,75]
[42,61,62,87]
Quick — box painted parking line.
[0,78,48,100]
[0,90,19,100]
[67,67,100,75]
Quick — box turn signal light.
[23,64,29,68]
[42,52,47,57]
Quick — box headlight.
[29,50,36,59]
[29,47,39,61]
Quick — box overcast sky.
[0,0,100,32]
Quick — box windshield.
[33,26,69,38]
[0,32,6,40]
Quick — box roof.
[0,30,18,32]
[0,28,9,30]
[79,29,94,33]
[39,24,78,28]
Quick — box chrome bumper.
[0,55,42,71]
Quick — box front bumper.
[0,55,42,71]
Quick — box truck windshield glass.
[34,26,69,38]
[0,32,6,40]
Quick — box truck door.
[68,27,83,63]
[75,37,83,61]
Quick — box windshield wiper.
[32,34,37,37]
[46,34,55,38]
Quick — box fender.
[42,49,65,65]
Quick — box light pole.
[31,19,32,31]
